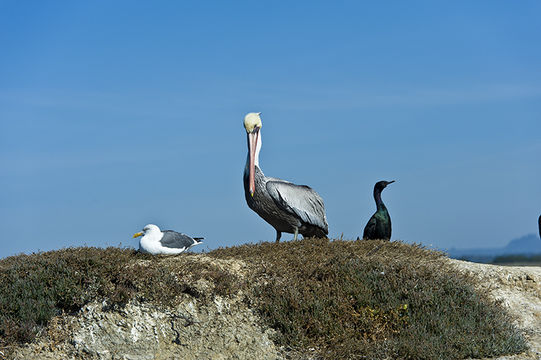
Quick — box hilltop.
[1,240,539,360]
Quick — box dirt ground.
[450,260,541,360]
[6,254,541,360]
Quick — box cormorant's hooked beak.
[133,232,143,238]
[388,180,396,185]
[247,126,260,197]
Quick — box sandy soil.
[450,260,541,360]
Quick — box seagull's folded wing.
[160,231,194,249]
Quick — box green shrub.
[0,240,528,359]
[211,239,527,359]
[0,247,237,350]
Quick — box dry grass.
[211,239,527,359]
[0,240,528,359]
[0,247,237,348]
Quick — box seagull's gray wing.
[266,180,328,232]
[160,231,196,249]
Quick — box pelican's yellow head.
[244,112,262,133]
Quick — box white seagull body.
[133,224,203,255]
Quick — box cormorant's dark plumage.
[538,215,540,240]
[362,180,395,240]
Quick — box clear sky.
[1,1,540,257]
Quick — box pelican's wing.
[266,181,328,232]
[160,231,196,249]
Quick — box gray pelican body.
[243,112,328,242]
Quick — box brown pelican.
[243,112,328,242]
[132,224,203,255]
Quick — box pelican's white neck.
[246,130,262,168]
[254,130,262,167]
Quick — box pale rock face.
[10,256,541,360]
[68,299,279,360]
[449,259,541,359]
[11,257,282,360]
[13,297,280,360]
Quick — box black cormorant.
[538,215,540,239]
[362,180,395,240]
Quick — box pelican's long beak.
[247,127,260,197]
[133,232,143,238]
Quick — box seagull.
[243,112,328,242]
[362,180,395,241]
[132,224,203,255]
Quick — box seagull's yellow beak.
[133,232,143,238]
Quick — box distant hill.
[446,234,541,263]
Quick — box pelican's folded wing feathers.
[266,181,328,232]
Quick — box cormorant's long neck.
[374,188,386,211]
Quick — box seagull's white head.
[244,112,262,134]
[133,224,161,238]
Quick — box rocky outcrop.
[10,257,281,360]
[450,259,541,360]
[8,256,541,360]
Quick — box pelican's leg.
[275,231,282,243]
[293,227,299,241]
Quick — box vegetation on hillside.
[0,240,527,359]
[0,248,236,349]
[212,240,527,359]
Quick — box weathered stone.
[449,259,541,360]
[9,256,541,360]
[11,257,281,360]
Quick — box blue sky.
[1,1,540,257]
